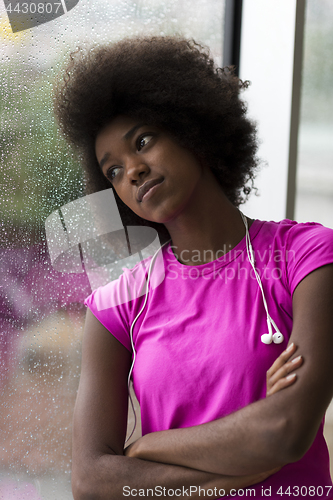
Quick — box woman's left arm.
[126,264,333,476]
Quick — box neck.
[163,171,251,266]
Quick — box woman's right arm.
[72,309,275,500]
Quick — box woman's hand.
[266,343,303,397]
[217,467,282,492]
[124,441,137,458]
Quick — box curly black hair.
[54,36,260,243]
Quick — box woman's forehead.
[95,116,149,162]
[98,115,140,137]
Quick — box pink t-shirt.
[85,219,333,498]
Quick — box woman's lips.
[137,178,164,202]
[141,181,163,202]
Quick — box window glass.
[295,0,333,228]
[0,1,225,498]
[295,0,333,477]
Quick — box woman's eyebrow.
[99,153,110,170]
[123,123,147,141]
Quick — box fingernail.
[286,343,295,352]
[292,355,302,363]
[287,374,296,380]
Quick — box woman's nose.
[126,158,150,182]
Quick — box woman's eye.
[106,166,121,181]
[137,134,153,151]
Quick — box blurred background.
[0,0,332,498]
[295,0,333,226]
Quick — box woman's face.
[95,115,207,225]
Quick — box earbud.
[272,331,284,344]
[261,330,284,345]
[261,333,273,344]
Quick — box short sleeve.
[84,276,132,351]
[286,222,333,296]
[84,257,154,351]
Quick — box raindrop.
[1,0,224,496]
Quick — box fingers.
[257,466,282,481]
[266,371,296,396]
[124,442,136,457]
[242,467,282,487]
[266,343,304,397]
[268,354,303,389]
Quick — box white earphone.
[240,211,284,345]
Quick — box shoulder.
[83,246,168,350]
[84,255,153,311]
[253,218,333,251]
[254,219,333,295]
[82,259,150,352]
[85,239,169,311]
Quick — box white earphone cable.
[240,211,283,343]
[125,238,172,443]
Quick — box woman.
[54,37,333,499]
